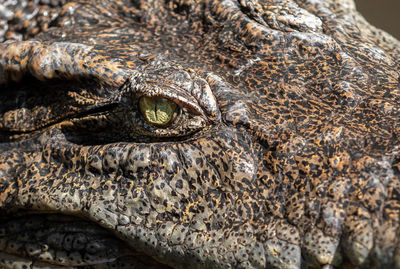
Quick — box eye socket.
[139,96,177,127]
[0,64,221,144]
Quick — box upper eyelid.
[124,68,221,123]
[127,82,205,117]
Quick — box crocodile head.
[0,0,400,268]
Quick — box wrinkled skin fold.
[0,0,400,268]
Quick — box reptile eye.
[139,96,178,127]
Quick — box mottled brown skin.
[0,0,400,268]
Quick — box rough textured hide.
[0,0,399,268]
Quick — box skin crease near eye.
[139,96,178,126]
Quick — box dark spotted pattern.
[0,0,400,268]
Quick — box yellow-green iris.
[139,96,177,126]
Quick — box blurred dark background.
[355,0,400,40]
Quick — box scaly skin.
[0,0,400,268]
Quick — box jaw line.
[0,212,171,268]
